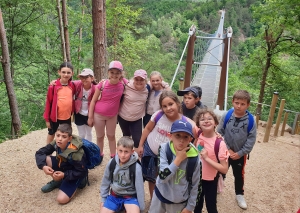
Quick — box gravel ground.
[0,123,299,213]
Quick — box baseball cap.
[177,87,199,97]
[170,119,194,138]
[108,61,123,72]
[79,68,94,77]
[134,69,147,79]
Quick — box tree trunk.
[77,0,85,75]
[92,0,107,82]
[0,8,22,137]
[62,0,71,62]
[56,0,67,61]
[256,28,274,116]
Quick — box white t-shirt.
[79,88,90,116]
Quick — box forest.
[0,0,299,142]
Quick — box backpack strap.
[154,111,165,124]
[186,155,198,195]
[109,157,117,183]
[129,159,141,186]
[223,108,234,130]
[214,138,222,163]
[166,144,173,165]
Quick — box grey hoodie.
[217,111,257,157]
[100,152,145,211]
[155,142,201,212]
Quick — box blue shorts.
[51,156,83,198]
[103,194,139,212]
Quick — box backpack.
[223,108,254,134]
[165,144,198,194]
[109,156,141,186]
[81,138,102,169]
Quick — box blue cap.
[170,119,194,138]
[177,87,199,97]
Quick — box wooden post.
[184,25,196,89]
[263,92,279,142]
[274,99,285,136]
[255,113,260,129]
[217,37,228,110]
[280,111,289,136]
[178,77,184,102]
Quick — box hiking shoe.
[236,195,247,209]
[41,180,61,193]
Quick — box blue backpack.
[223,108,254,134]
[81,138,102,169]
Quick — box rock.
[272,123,292,133]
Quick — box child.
[88,61,127,158]
[192,86,206,109]
[137,90,198,199]
[118,69,149,149]
[193,109,229,213]
[73,68,97,141]
[216,90,257,210]
[35,124,87,204]
[148,119,201,213]
[177,86,206,120]
[143,71,170,127]
[100,136,145,213]
[43,62,75,144]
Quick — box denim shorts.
[103,194,139,212]
[141,141,158,183]
[51,156,83,198]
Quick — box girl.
[118,69,149,149]
[73,68,97,141]
[193,109,229,213]
[88,61,127,158]
[136,90,198,199]
[143,71,170,127]
[44,62,75,144]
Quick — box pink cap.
[134,69,147,79]
[108,61,123,72]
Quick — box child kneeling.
[100,136,145,213]
[149,119,202,213]
[35,124,88,204]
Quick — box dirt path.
[0,124,299,213]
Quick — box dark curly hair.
[194,108,219,128]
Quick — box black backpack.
[109,156,141,185]
[165,144,198,194]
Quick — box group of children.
[36,61,256,212]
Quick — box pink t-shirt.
[197,134,229,180]
[94,80,126,117]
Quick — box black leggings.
[117,115,142,148]
[194,174,219,213]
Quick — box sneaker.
[236,195,247,209]
[41,180,62,193]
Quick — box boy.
[100,136,145,213]
[35,124,87,204]
[44,62,75,144]
[217,90,257,210]
[177,86,206,120]
[148,119,201,213]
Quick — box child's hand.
[46,122,51,129]
[49,80,56,86]
[181,208,192,213]
[42,166,54,175]
[53,171,64,181]
[175,147,189,162]
[230,152,240,160]
[200,148,208,160]
[136,145,144,157]
[87,118,93,127]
